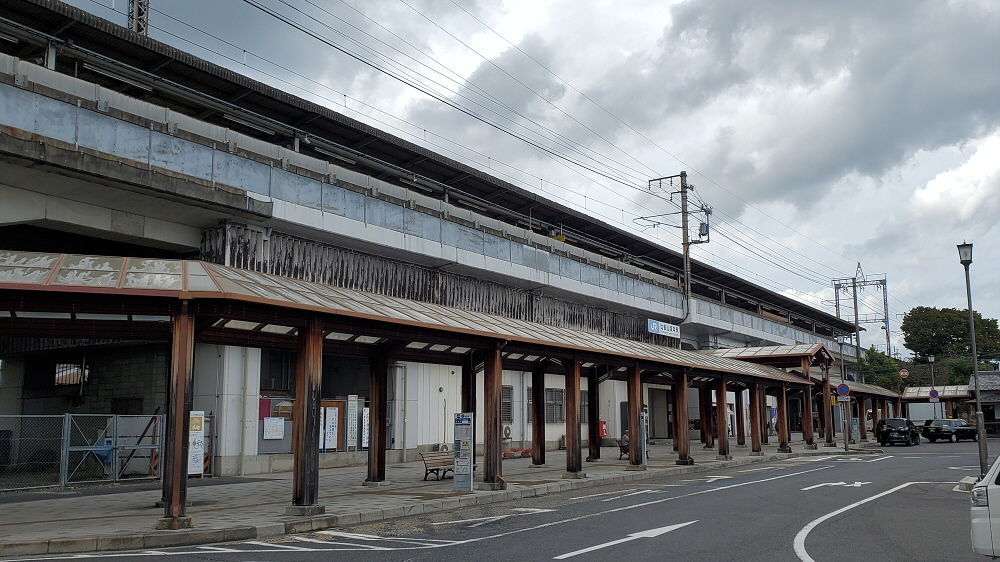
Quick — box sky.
[70,0,1000,357]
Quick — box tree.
[858,347,904,392]
[900,306,1000,362]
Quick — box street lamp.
[958,241,989,478]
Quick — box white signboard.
[263,417,284,440]
[188,411,205,475]
[318,408,326,449]
[324,407,339,451]
[647,319,681,338]
[361,407,371,449]
[346,395,359,450]
[454,412,474,491]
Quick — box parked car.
[971,456,1000,556]
[875,418,920,446]
[921,418,977,443]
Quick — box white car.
[971,457,1000,556]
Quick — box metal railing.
[0,414,162,491]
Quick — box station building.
[0,0,900,524]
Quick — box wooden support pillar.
[859,396,869,440]
[159,301,195,530]
[760,388,770,444]
[700,386,715,449]
[882,399,889,421]
[289,317,324,513]
[626,362,644,468]
[801,387,816,449]
[674,372,693,464]
[586,368,601,461]
[871,398,880,440]
[365,347,389,485]
[748,383,762,455]
[777,385,792,453]
[564,358,584,477]
[531,365,546,466]
[823,364,836,446]
[698,386,709,444]
[462,351,478,415]
[716,378,731,459]
[482,344,504,488]
[735,388,746,447]
[671,386,680,451]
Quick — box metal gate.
[0,414,162,491]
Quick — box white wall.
[192,344,261,474]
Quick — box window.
[580,390,589,424]
[260,350,295,393]
[501,385,514,424]
[54,363,88,386]
[545,388,565,423]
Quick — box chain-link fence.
[0,414,162,491]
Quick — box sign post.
[188,411,205,476]
[836,385,851,452]
[453,412,474,492]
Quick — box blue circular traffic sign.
[836,383,851,396]
[929,388,940,398]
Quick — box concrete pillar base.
[562,472,588,479]
[528,463,549,468]
[735,444,748,448]
[675,458,695,465]
[476,481,506,491]
[849,439,857,445]
[778,446,793,453]
[285,505,325,516]
[823,442,839,448]
[748,451,764,457]
[703,444,714,449]
[625,464,647,471]
[804,443,818,450]
[362,480,390,487]
[156,516,192,530]
[716,454,732,460]
[585,456,601,462]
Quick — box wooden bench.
[419,451,454,481]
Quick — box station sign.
[647,319,680,338]
[454,412,474,492]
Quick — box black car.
[921,418,977,442]
[876,418,920,446]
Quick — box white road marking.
[601,490,654,501]
[243,541,315,551]
[903,456,921,459]
[553,520,698,559]
[835,455,893,463]
[570,489,638,500]
[793,481,958,562]
[432,507,555,528]
[800,481,871,491]
[738,467,775,472]
[947,466,979,470]
[196,546,241,552]
[6,466,833,561]
[682,475,732,483]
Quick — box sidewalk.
[0,437,867,557]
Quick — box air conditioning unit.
[502,425,512,440]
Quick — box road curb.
[0,449,868,557]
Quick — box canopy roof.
[703,344,833,367]
[901,385,970,400]
[0,251,807,385]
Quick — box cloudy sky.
[73,0,999,357]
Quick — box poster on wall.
[346,395,359,450]
[318,408,327,450]
[325,407,340,451]
[263,417,284,440]
[188,411,204,475]
[361,407,370,449]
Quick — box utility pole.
[680,171,691,318]
[833,266,891,384]
[851,273,862,382]
[128,0,150,35]
[636,171,711,325]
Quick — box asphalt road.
[5,441,989,562]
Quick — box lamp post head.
[928,355,935,363]
[958,242,973,265]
